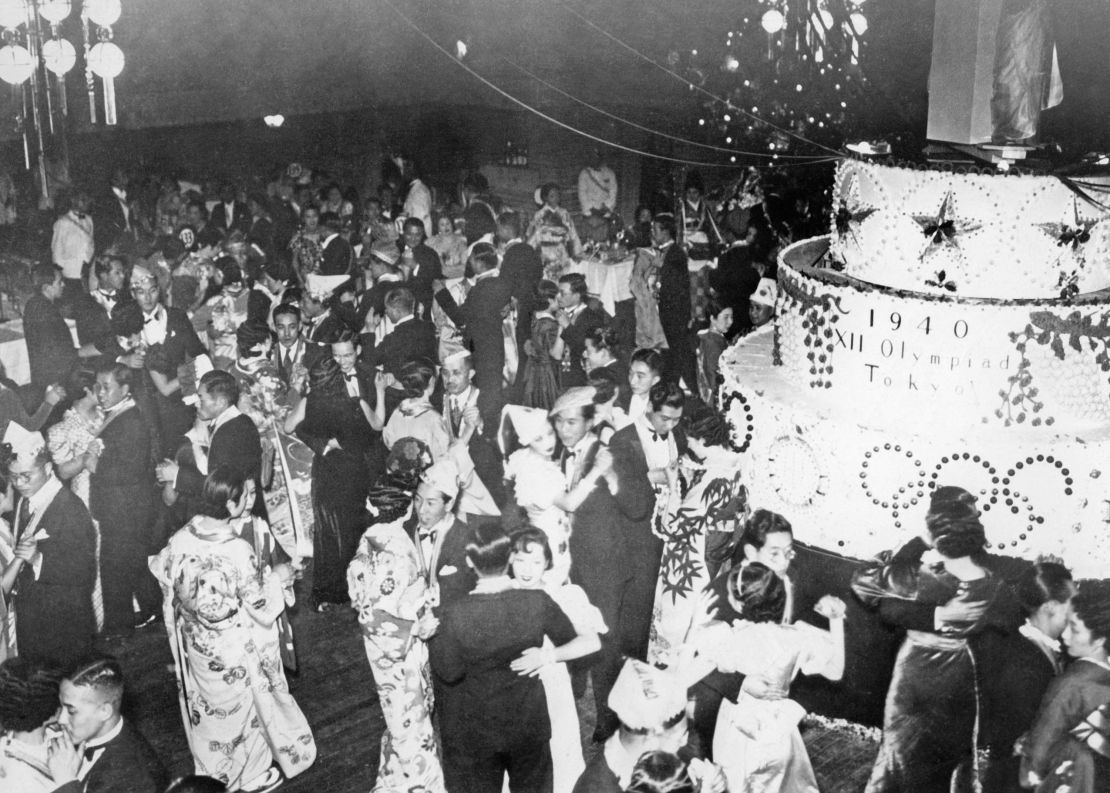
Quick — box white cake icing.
[830,160,1110,299]
[721,160,1110,575]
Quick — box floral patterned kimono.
[347,518,446,793]
[152,520,316,790]
[526,205,582,281]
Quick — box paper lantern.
[88,40,124,78]
[86,0,121,27]
[37,0,71,24]
[0,0,26,29]
[0,43,32,84]
[42,37,75,75]
[850,12,868,35]
[761,9,785,34]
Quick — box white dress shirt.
[51,210,95,279]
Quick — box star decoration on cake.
[1037,198,1098,250]
[914,192,981,260]
[833,172,877,245]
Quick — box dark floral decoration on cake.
[782,280,848,390]
[1056,269,1081,301]
[996,311,1110,427]
[925,270,957,292]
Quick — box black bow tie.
[651,431,669,442]
[344,372,357,382]
[84,744,103,761]
[75,213,87,220]
[99,290,116,300]
[144,311,160,325]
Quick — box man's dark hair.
[94,255,127,279]
[648,380,685,413]
[558,272,588,298]
[587,325,618,354]
[67,656,125,710]
[185,199,208,219]
[273,302,301,323]
[631,347,665,375]
[32,263,61,290]
[469,242,499,274]
[199,369,239,407]
[496,211,522,239]
[402,217,425,235]
[652,213,677,239]
[96,361,133,391]
[465,520,512,575]
[385,286,416,316]
[319,211,343,232]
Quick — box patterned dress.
[289,229,324,275]
[526,205,582,281]
[347,519,446,793]
[151,521,316,789]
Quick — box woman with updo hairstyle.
[284,355,378,610]
[624,750,696,793]
[382,358,449,461]
[525,183,582,280]
[0,657,62,791]
[151,465,314,791]
[852,484,1032,793]
[688,561,847,793]
[519,279,563,410]
[648,401,748,666]
[1022,579,1110,793]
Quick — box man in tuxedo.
[319,211,353,276]
[551,387,626,740]
[74,256,129,360]
[708,218,763,338]
[24,264,77,395]
[156,369,263,518]
[496,211,543,350]
[411,458,476,610]
[653,214,697,390]
[184,199,224,250]
[362,286,437,379]
[430,521,576,793]
[94,169,134,253]
[301,273,354,370]
[89,362,160,636]
[557,273,608,390]
[51,657,167,793]
[434,243,511,432]
[397,217,443,318]
[439,350,504,512]
[4,423,96,667]
[271,303,307,385]
[609,380,687,664]
[584,325,628,391]
[129,264,207,454]
[209,182,250,235]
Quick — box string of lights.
[498,56,837,162]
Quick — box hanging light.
[88,40,124,78]
[263,114,284,128]
[761,9,785,33]
[850,12,868,34]
[37,0,71,24]
[0,42,32,84]
[85,0,121,27]
[42,36,75,74]
[723,55,739,72]
[818,9,833,29]
[0,0,25,29]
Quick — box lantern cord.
[498,56,836,161]
[552,0,845,159]
[380,0,823,169]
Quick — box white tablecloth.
[0,318,79,385]
[566,257,635,316]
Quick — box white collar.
[658,240,674,251]
[569,435,594,458]
[112,187,127,201]
[393,313,414,326]
[323,232,340,246]
[26,474,63,518]
[143,305,164,322]
[603,733,638,788]
[104,396,135,419]
[448,386,475,406]
[85,716,124,751]
[474,268,499,281]
[1020,621,1062,657]
[211,405,242,433]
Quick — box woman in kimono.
[346,502,447,793]
[152,466,316,792]
[852,485,1030,793]
[508,527,604,793]
[382,359,450,462]
[1022,579,1110,793]
[648,402,747,666]
[526,184,582,281]
[687,562,846,793]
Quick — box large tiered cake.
[721,159,1110,576]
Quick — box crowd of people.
[0,154,1106,793]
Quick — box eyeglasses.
[765,547,797,561]
[10,467,44,484]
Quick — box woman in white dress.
[508,527,605,793]
[687,562,846,793]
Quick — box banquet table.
[0,317,79,384]
[566,253,717,316]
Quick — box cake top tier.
[828,159,1110,299]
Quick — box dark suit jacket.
[247,215,275,255]
[175,412,262,501]
[23,295,76,388]
[94,191,133,251]
[13,485,96,666]
[209,200,251,234]
[54,718,168,793]
[320,234,354,276]
[658,243,691,334]
[430,588,576,752]
[560,305,608,388]
[194,221,224,250]
[74,292,130,353]
[89,405,156,539]
[978,630,1057,761]
[709,244,761,336]
[435,275,512,410]
[361,317,437,378]
[398,242,443,316]
[500,241,543,307]
[420,516,476,610]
